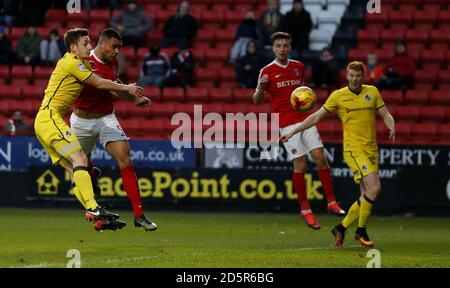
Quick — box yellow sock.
[342,200,360,229]
[73,167,98,210]
[72,184,87,209]
[358,196,375,228]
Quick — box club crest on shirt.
[364,94,371,102]
[65,130,72,137]
[77,62,87,72]
[292,149,297,154]
[293,68,300,77]
[362,164,368,171]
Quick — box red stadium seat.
[225,9,246,24]
[315,88,328,104]
[11,65,32,79]
[148,102,177,118]
[0,101,10,115]
[389,11,412,24]
[347,49,368,62]
[10,27,27,41]
[405,29,429,43]
[413,10,437,25]
[0,65,10,80]
[162,87,185,102]
[120,46,136,63]
[67,9,88,22]
[437,123,450,144]
[143,86,161,103]
[0,84,21,98]
[365,12,388,25]
[381,90,403,104]
[437,70,450,84]
[381,29,405,43]
[202,10,225,25]
[421,49,446,64]
[196,68,218,82]
[186,87,209,103]
[215,28,235,43]
[190,48,205,64]
[438,10,450,24]
[208,87,232,102]
[414,70,437,85]
[195,28,216,44]
[422,63,441,73]
[429,90,450,105]
[357,29,380,43]
[219,67,236,82]
[374,49,395,63]
[423,4,441,13]
[22,84,45,99]
[66,21,85,29]
[395,121,413,141]
[404,90,429,104]
[233,88,255,103]
[420,106,446,122]
[395,106,419,121]
[89,9,111,22]
[205,49,229,63]
[412,122,437,139]
[45,9,67,22]
[429,30,450,44]
[34,66,53,79]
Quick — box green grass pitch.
[1,208,449,268]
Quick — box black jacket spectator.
[0,26,12,64]
[138,46,171,88]
[3,109,33,136]
[161,1,198,48]
[165,43,196,90]
[258,0,283,46]
[281,0,312,52]
[235,41,262,88]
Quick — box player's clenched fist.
[135,96,151,108]
[127,84,144,98]
[258,74,269,91]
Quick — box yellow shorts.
[34,109,81,165]
[343,150,379,184]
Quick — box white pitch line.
[293,245,361,251]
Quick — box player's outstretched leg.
[134,215,158,231]
[294,171,320,230]
[331,224,347,248]
[354,227,375,248]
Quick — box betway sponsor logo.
[276,79,302,88]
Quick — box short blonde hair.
[347,61,366,75]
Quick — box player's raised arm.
[279,107,330,142]
[253,74,268,105]
[85,72,144,98]
[377,105,396,144]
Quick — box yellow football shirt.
[323,85,385,151]
[40,52,93,114]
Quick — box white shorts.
[280,123,324,161]
[70,112,129,155]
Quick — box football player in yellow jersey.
[34,28,149,230]
[280,61,395,248]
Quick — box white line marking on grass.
[293,245,360,251]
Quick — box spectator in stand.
[40,28,66,65]
[110,0,153,48]
[83,0,121,10]
[165,42,196,90]
[235,41,262,88]
[258,0,283,47]
[161,1,198,48]
[377,40,414,90]
[0,25,12,64]
[312,47,340,88]
[366,54,384,85]
[16,25,42,66]
[230,11,259,64]
[138,45,171,88]
[0,0,20,31]
[280,0,312,59]
[3,109,33,136]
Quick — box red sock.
[293,172,310,211]
[318,168,336,203]
[120,165,144,218]
[88,159,95,180]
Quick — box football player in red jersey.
[70,28,157,231]
[253,32,345,230]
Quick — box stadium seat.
[194,28,216,44]
[219,67,236,82]
[381,29,405,43]
[10,27,27,41]
[389,10,412,24]
[413,122,437,139]
[0,65,10,80]
[0,101,10,115]
[405,29,429,43]
[120,46,136,63]
[347,49,367,62]
[429,30,450,44]
[421,49,446,64]
[66,21,85,29]
[34,66,53,79]
[202,10,225,25]
[414,70,437,85]
[0,84,21,98]
[357,29,380,43]
[233,88,255,103]
[437,123,450,144]
[148,103,177,118]
[205,49,229,63]
[413,10,437,25]
[437,70,450,84]
[395,106,419,121]
[438,10,450,24]
[429,90,450,105]
[365,12,388,25]
[381,90,403,105]
[186,87,208,103]
[143,86,161,102]
[89,9,111,22]
[404,90,429,104]
[66,9,88,22]
[196,68,218,82]
[45,9,67,23]
[162,87,185,102]
[374,49,395,63]
[120,118,141,136]
[11,65,32,79]
[395,121,412,142]
[208,87,233,102]
[420,106,446,122]
[22,84,45,99]
[225,9,246,24]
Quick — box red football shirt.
[258,59,309,128]
[75,51,118,114]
